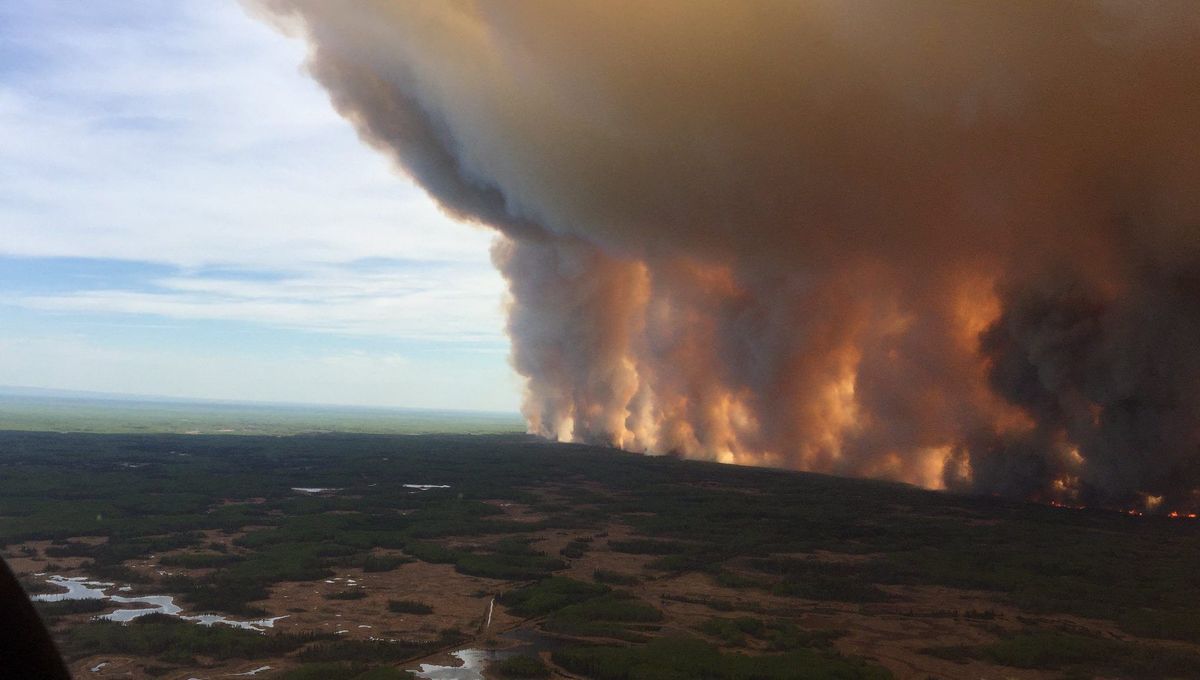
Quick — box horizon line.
[0,384,523,419]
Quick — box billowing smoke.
[252,1,1200,509]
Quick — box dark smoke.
[252,0,1200,509]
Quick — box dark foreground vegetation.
[495,653,551,678]
[923,630,1200,679]
[62,613,327,664]
[2,430,1200,678]
[553,636,893,680]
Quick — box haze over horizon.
[0,383,521,415]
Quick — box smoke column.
[251,1,1200,509]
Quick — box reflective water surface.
[34,574,286,631]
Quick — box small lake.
[410,649,506,680]
[290,483,450,494]
[33,575,286,631]
[32,576,110,601]
[407,627,564,680]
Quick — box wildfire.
[264,0,1200,508]
[1047,500,1086,511]
[1045,500,1197,519]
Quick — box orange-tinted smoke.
[252,1,1200,509]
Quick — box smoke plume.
[252,1,1200,509]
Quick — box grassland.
[0,390,523,435]
[2,428,1200,678]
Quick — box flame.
[262,0,1200,507]
[1044,500,1200,519]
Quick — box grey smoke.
[252,0,1200,508]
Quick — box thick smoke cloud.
[252,1,1200,509]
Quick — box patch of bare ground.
[550,524,702,583]
[5,537,106,575]
[802,586,1026,679]
[769,549,878,565]
[598,569,1051,679]
[30,524,1198,680]
[71,654,296,680]
[268,560,512,641]
[214,497,267,506]
[197,528,249,549]
[492,526,1098,680]
[97,532,247,586]
[124,556,204,584]
[481,499,546,524]
[615,555,1193,680]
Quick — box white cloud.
[0,1,522,409]
[12,263,508,341]
[0,0,497,269]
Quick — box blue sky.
[0,0,520,411]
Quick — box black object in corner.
[0,558,71,679]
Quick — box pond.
[32,576,110,601]
[33,574,286,631]
[409,649,505,680]
[407,627,564,680]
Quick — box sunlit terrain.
[0,389,522,436]
[6,428,1200,679]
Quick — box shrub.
[159,551,241,568]
[325,589,367,600]
[362,554,411,572]
[34,599,110,620]
[698,617,764,646]
[273,663,370,680]
[498,578,609,618]
[495,654,551,678]
[608,539,688,555]
[593,569,638,586]
[552,592,663,623]
[60,616,327,662]
[404,542,461,564]
[455,552,566,581]
[552,636,892,680]
[387,599,432,615]
[19,578,58,595]
[542,591,663,641]
[298,639,432,663]
[922,630,1200,678]
[560,540,589,559]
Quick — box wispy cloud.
[13,260,507,342]
[0,0,496,269]
[0,1,519,409]
[0,333,518,411]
